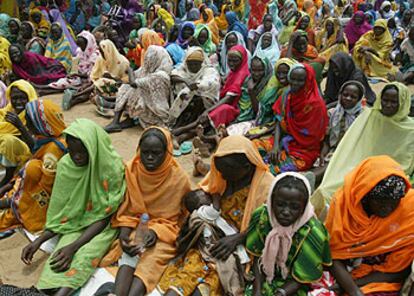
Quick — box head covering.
[177,21,196,48]
[112,127,191,244]
[0,80,6,109]
[325,52,376,105]
[370,19,393,48]
[312,82,414,216]
[220,31,247,76]
[45,22,73,71]
[267,58,298,93]
[49,9,78,55]
[75,30,99,75]
[194,7,215,25]
[0,80,37,135]
[345,11,373,46]
[380,0,395,18]
[261,172,314,282]
[365,175,407,200]
[253,32,281,66]
[157,8,175,30]
[194,24,216,55]
[226,11,248,41]
[220,44,250,98]
[25,99,66,137]
[215,4,229,31]
[0,13,11,38]
[325,155,414,294]
[45,119,126,234]
[0,134,31,169]
[232,0,246,21]
[141,29,164,65]
[199,135,274,231]
[186,7,201,21]
[0,36,11,76]
[29,8,50,39]
[165,43,186,65]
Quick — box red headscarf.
[219,44,250,101]
[272,64,328,169]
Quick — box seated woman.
[400,26,414,85]
[245,172,332,296]
[315,17,348,68]
[225,12,248,43]
[104,45,173,132]
[0,80,37,136]
[48,8,79,55]
[7,18,20,44]
[48,31,100,110]
[388,17,405,62]
[45,22,73,72]
[253,32,281,67]
[327,155,414,295]
[158,135,274,295]
[193,24,216,56]
[293,14,316,46]
[169,47,220,144]
[311,82,414,217]
[0,135,31,188]
[90,39,130,116]
[324,52,376,105]
[344,11,372,51]
[248,14,279,54]
[0,99,66,234]
[177,21,195,49]
[29,8,50,39]
[8,44,66,91]
[254,64,328,175]
[218,31,247,77]
[21,119,126,296]
[21,21,46,55]
[353,19,396,78]
[281,31,326,84]
[103,127,191,296]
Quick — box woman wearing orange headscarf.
[140,29,165,65]
[158,135,274,295]
[106,127,191,296]
[0,99,66,233]
[326,155,414,295]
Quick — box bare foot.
[173,138,180,150]
[104,122,122,133]
[216,124,228,138]
[195,124,204,138]
[193,137,210,158]
[193,151,210,177]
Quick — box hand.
[119,233,144,257]
[103,72,113,79]
[21,241,41,265]
[143,229,157,248]
[210,233,241,260]
[269,149,279,165]
[50,245,76,272]
[247,79,256,95]
[5,112,24,128]
[130,82,138,88]
[365,52,372,65]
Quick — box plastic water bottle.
[134,213,150,248]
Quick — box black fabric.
[0,285,46,296]
[325,52,376,105]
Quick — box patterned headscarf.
[366,175,407,200]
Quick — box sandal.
[96,106,115,118]
[179,141,193,155]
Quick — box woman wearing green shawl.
[311,82,414,218]
[193,24,216,56]
[21,119,126,295]
[226,57,297,136]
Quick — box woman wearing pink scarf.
[245,172,332,296]
[344,11,372,50]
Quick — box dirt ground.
[0,81,403,287]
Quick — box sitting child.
[157,189,249,295]
[245,172,332,296]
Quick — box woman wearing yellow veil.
[0,36,11,77]
[215,4,230,31]
[0,80,37,136]
[232,0,245,21]
[29,8,50,39]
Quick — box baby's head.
[183,190,212,213]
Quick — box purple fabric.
[12,51,66,85]
[49,9,78,55]
[344,11,373,46]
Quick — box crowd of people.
[1,0,414,295]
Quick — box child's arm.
[252,257,264,296]
[329,259,364,296]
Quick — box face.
[197,28,209,45]
[388,18,396,29]
[10,87,29,114]
[293,36,308,53]
[76,36,87,52]
[140,135,167,171]
[225,33,238,50]
[251,58,265,82]
[182,26,194,40]
[194,191,212,209]
[186,0,193,11]
[21,23,33,39]
[271,186,307,227]
[261,34,272,49]
[31,12,41,24]
[214,154,253,182]
[383,4,391,12]
[403,10,412,22]
[227,53,242,71]
[202,9,209,21]
[365,197,400,218]
[339,84,361,110]
[326,20,334,34]
[9,46,23,64]
[354,14,364,25]
[381,87,399,116]
[298,16,310,30]
[276,63,290,86]
[132,17,142,30]
[373,26,386,37]
[51,24,62,41]
[263,15,273,31]
[67,135,89,167]
[8,20,19,35]
[187,60,203,73]
[289,67,307,93]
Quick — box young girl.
[245,172,332,296]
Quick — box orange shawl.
[140,30,165,66]
[326,155,414,294]
[199,135,274,231]
[112,127,191,245]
